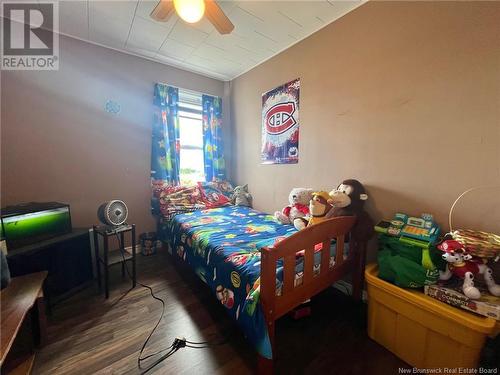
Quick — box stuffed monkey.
[326,179,374,241]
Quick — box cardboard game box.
[424,281,500,320]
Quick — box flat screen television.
[1,202,72,250]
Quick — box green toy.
[375,212,441,271]
[377,233,444,288]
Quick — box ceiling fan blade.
[150,0,175,22]
[205,0,234,35]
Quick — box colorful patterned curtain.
[151,84,180,186]
[202,95,226,181]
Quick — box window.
[179,89,204,185]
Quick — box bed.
[159,204,366,373]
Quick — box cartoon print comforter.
[162,205,344,359]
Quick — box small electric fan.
[97,200,128,227]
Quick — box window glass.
[178,89,204,185]
[179,117,203,148]
[179,148,204,185]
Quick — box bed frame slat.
[283,255,295,294]
[335,235,345,265]
[303,245,314,284]
[320,240,330,275]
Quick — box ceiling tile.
[126,45,158,59]
[155,55,227,79]
[189,18,216,34]
[59,1,88,39]
[89,1,138,24]
[89,1,138,48]
[217,1,238,16]
[193,43,243,66]
[236,1,304,40]
[186,54,218,68]
[136,0,160,20]
[168,20,209,48]
[60,0,365,80]
[226,5,264,39]
[126,15,172,51]
[158,38,196,61]
[204,33,267,64]
[89,18,131,48]
[204,32,245,51]
[278,1,329,28]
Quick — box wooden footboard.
[258,216,363,373]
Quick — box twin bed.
[158,203,367,373]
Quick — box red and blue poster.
[261,78,300,164]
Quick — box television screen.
[1,203,72,250]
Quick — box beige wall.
[230,1,500,241]
[1,35,226,235]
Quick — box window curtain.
[202,95,226,181]
[151,83,180,185]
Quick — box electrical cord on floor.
[112,229,229,374]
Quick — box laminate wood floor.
[32,250,408,374]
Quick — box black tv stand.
[6,228,93,307]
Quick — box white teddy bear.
[274,188,313,230]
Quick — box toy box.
[366,263,497,369]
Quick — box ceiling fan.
[150,0,234,35]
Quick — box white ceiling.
[54,0,364,81]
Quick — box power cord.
[111,229,229,374]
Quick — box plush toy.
[438,240,500,299]
[307,191,334,227]
[274,188,313,230]
[231,184,253,207]
[325,179,374,241]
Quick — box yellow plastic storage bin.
[365,263,497,369]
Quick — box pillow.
[159,185,205,218]
[152,181,185,199]
[201,180,234,199]
[198,182,231,208]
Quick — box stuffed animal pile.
[275,180,374,242]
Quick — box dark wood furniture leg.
[103,232,109,299]
[132,224,136,288]
[30,290,47,347]
[120,232,125,278]
[93,226,101,291]
[351,241,367,302]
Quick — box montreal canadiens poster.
[261,78,300,164]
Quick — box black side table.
[92,224,136,298]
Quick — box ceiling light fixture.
[173,0,205,24]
